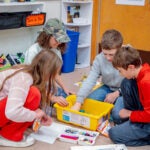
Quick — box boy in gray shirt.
[72,29,124,124]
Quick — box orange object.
[25,13,46,27]
[33,119,41,132]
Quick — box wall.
[90,0,100,62]
[0,0,61,55]
[38,0,61,20]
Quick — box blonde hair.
[0,50,62,109]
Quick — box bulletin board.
[99,0,150,51]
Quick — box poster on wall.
[116,0,145,6]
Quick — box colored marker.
[60,134,78,140]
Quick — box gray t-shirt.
[77,52,124,103]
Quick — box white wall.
[0,0,61,54]
[40,0,61,21]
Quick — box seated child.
[109,46,150,146]
[24,18,73,107]
[72,29,124,124]
[0,50,61,147]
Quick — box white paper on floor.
[70,144,128,150]
[29,122,67,144]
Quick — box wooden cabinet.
[99,0,150,51]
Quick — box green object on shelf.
[0,54,11,71]
[0,64,11,71]
[17,52,25,63]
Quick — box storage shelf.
[63,0,92,4]
[0,2,44,12]
[62,0,93,69]
[0,2,44,6]
[0,1,44,54]
[64,23,91,26]
[0,25,43,31]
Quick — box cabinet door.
[99,0,150,51]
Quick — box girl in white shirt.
[24,18,72,107]
[0,50,62,147]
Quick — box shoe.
[0,135,35,147]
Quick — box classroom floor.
[0,67,149,150]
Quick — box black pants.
[121,78,143,111]
[109,79,150,146]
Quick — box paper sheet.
[29,121,100,145]
[71,144,128,150]
[30,122,67,144]
[116,0,145,6]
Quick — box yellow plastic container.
[54,95,114,131]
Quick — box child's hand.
[33,112,52,132]
[71,102,81,111]
[35,108,46,120]
[104,91,119,104]
[52,96,69,106]
[35,109,52,125]
[41,115,53,126]
[119,109,132,119]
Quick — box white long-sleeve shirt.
[0,69,36,122]
[24,43,62,64]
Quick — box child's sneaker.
[0,135,35,147]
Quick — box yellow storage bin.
[54,95,114,131]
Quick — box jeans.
[87,85,124,124]
[46,87,67,116]
[109,79,150,146]
[109,121,150,146]
[56,87,67,98]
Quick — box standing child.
[24,18,72,107]
[72,29,124,124]
[109,46,150,146]
[0,50,62,147]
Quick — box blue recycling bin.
[61,30,80,73]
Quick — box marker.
[60,134,78,140]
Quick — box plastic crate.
[54,95,114,131]
[61,30,80,73]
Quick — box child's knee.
[30,86,41,101]
[109,128,118,143]
[24,86,41,109]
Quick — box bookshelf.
[0,2,45,54]
[61,0,93,68]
